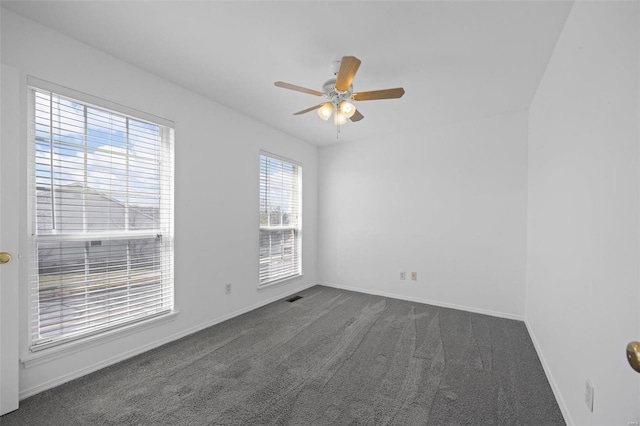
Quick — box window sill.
[21,310,179,369]
[258,273,304,290]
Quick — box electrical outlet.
[400,272,406,280]
[585,379,594,412]
[411,272,417,281]
[225,283,232,295]
[628,422,639,426]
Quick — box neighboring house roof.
[36,184,158,231]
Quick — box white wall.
[0,9,318,398]
[318,111,528,319]
[526,2,640,424]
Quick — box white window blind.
[259,152,302,285]
[28,78,174,351]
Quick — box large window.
[28,78,174,351]
[259,152,302,286]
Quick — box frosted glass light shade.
[317,103,333,121]
[339,100,356,118]
[334,110,347,125]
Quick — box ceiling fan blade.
[353,88,405,101]
[350,110,364,122]
[274,81,324,97]
[293,104,324,115]
[335,56,361,92]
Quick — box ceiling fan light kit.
[274,55,405,135]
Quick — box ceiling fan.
[274,56,405,126]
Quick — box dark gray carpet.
[1,285,565,425]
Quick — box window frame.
[258,151,303,288]
[26,76,175,352]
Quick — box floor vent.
[285,295,303,303]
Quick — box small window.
[259,152,302,286]
[28,77,174,351]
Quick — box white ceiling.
[2,1,573,146]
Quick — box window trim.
[258,150,302,288]
[20,310,179,368]
[26,76,174,128]
[26,76,175,352]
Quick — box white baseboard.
[524,320,574,425]
[19,281,319,400]
[317,281,524,321]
